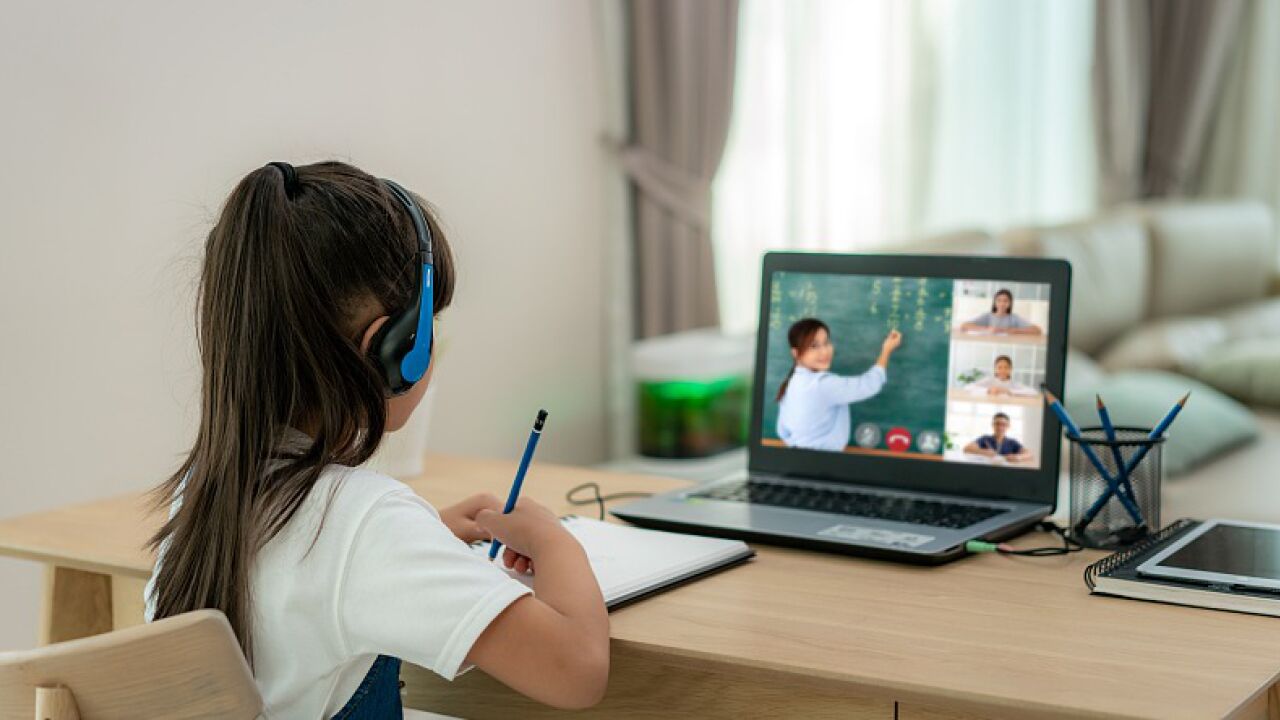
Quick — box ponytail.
[776,364,797,402]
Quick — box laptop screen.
[762,271,1052,471]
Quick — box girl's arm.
[821,330,902,405]
[1009,382,1039,397]
[820,366,887,405]
[874,329,902,369]
[965,377,991,394]
[438,492,504,542]
[1005,315,1043,335]
[468,500,610,710]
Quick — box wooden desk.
[947,389,1042,407]
[950,330,1048,347]
[2,455,1279,719]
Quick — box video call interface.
[762,271,1052,471]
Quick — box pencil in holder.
[1068,426,1164,550]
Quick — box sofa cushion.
[1063,370,1258,476]
[1217,296,1280,339]
[1162,409,1280,522]
[1002,215,1149,354]
[1139,201,1276,317]
[1096,316,1229,372]
[1191,338,1280,408]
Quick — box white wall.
[0,0,612,649]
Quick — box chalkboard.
[762,272,953,455]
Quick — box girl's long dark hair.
[147,161,455,665]
[776,318,829,401]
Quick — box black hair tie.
[267,161,300,199]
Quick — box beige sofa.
[907,201,1280,522]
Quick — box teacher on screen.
[776,318,902,451]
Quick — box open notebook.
[475,516,754,609]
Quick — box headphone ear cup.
[368,316,411,396]
[366,310,419,394]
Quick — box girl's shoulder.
[320,464,419,517]
[274,465,423,546]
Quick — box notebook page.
[562,517,749,601]
[474,517,750,604]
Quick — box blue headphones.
[370,178,435,396]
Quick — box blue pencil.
[1042,388,1144,526]
[489,409,549,560]
[1120,392,1190,478]
[1095,394,1134,503]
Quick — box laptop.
[613,252,1072,563]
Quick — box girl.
[775,318,902,451]
[959,288,1042,335]
[965,355,1038,397]
[145,161,609,717]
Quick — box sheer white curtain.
[712,0,1097,334]
[1200,0,1280,221]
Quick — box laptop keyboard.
[692,479,1005,530]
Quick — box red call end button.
[885,427,912,452]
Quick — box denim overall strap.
[331,654,403,719]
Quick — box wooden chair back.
[0,609,261,719]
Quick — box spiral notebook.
[477,516,755,610]
[1085,519,1280,617]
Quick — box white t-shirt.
[144,465,532,719]
[776,365,887,451]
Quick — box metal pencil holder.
[1068,426,1164,550]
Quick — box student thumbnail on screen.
[951,281,1049,344]
[957,409,1034,466]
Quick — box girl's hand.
[881,329,903,353]
[440,492,504,544]
[502,546,535,575]
[875,330,903,369]
[476,498,571,563]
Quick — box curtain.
[626,0,739,338]
[712,0,1097,335]
[1199,0,1280,216]
[1094,0,1247,203]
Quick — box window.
[713,0,1097,334]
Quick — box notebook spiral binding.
[1083,518,1198,591]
